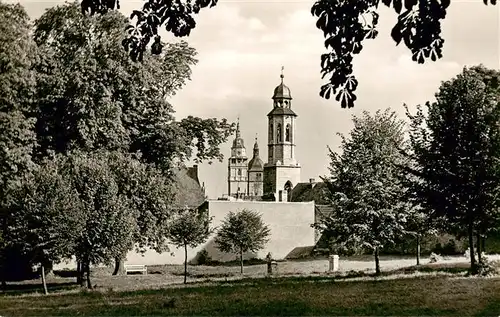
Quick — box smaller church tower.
[228,119,248,199]
[247,136,264,198]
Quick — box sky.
[14,0,500,198]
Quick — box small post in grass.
[266,252,272,275]
[329,254,339,272]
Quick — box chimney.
[187,165,200,185]
[309,178,315,184]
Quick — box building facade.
[227,69,301,202]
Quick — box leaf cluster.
[9,160,84,265]
[167,208,213,249]
[215,209,271,254]
[33,2,233,168]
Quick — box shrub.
[477,256,500,277]
[195,249,211,265]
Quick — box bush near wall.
[381,233,468,256]
[314,232,470,257]
[381,232,500,256]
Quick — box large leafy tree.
[78,0,496,108]
[406,65,500,273]
[32,2,234,275]
[10,159,84,294]
[215,209,270,274]
[0,1,38,287]
[318,109,411,275]
[167,208,212,284]
[60,151,136,288]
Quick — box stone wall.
[54,200,316,269]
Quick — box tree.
[61,151,136,288]
[78,0,497,109]
[167,208,212,284]
[32,2,234,276]
[0,1,38,288]
[406,65,500,273]
[215,209,270,274]
[318,109,411,275]
[100,152,175,275]
[10,159,84,294]
[397,145,439,266]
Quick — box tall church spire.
[253,134,259,156]
[248,134,263,172]
[235,117,241,139]
[231,117,246,158]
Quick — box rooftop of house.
[172,165,206,209]
[290,179,329,205]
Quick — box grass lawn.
[2,274,500,316]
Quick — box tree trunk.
[112,257,125,276]
[374,247,380,275]
[476,232,482,263]
[77,261,85,287]
[0,259,6,291]
[468,222,477,274]
[85,261,92,289]
[482,236,486,254]
[41,264,48,295]
[240,248,244,274]
[416,234,421,266]
[184,244,188,284]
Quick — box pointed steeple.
[248,135,263,171]
[231,117,246,158]
[235,116,241,139]
[253,134,259,155]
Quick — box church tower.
[247,136,264,198]
[263,67,301,202]
[228,119,248,199]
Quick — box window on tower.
[277,123,282,142]
[285,124,290,142]
[238,169,241,176]
[269,123,273,141]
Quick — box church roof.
[248,138,263,171]
[248,157,264,171]
[272,68,292,100]
[232,137,245,148]
[272,82,292,100]
[172,166,206,209]
[267,107,297,117]
[232,118,246,149]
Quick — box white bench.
[125,264,147,275]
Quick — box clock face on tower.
[237,150,241,156]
